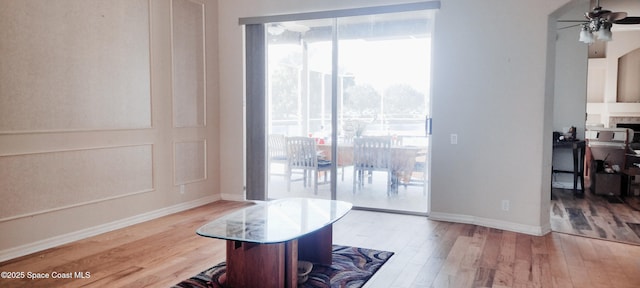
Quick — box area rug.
[172,245,393,288]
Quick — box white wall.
[554,2,589,137]
[428,0,572,234]
[217,0,573,235]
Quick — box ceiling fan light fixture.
[579,25,594,44]
[597,25,612,41]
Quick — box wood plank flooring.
[2,200,640,288]
[551,188,640,245]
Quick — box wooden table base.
[298,224,333,265]
[224,224,333,288]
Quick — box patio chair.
[286,137,331,194]
[399,136,428,195]
[401,149,428,195]
[268,134,288,179]
[353,136,392,195]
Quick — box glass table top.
[196,198,352,244]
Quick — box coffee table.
[196,198,352,288]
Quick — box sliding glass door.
[260,7,434,214]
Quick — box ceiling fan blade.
[605,12,628,22]
[558,23,584,30]
[588,8,612,19]
[614,16,640,24]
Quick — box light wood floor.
[2,201,640,288]
[551,187,640,245]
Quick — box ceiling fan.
[560,0,640,43]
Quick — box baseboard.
[221,193,246,202]
[428,212,549,236]
[0,195,220,263]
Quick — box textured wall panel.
[0,145,154,220]
[0,0,151,132]
[172,0,206,127]
[174,140,206,184]
[617,47,640,103]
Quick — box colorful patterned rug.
[172,245,393,288]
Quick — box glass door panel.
[266,19,334,200]
[335,11,432,213]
